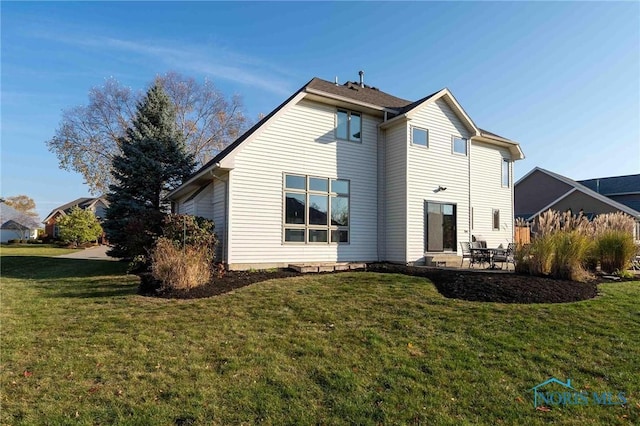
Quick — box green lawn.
[1,247,638,425]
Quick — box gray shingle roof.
[43,197,108,223]
[306,78,412,110]
[578,174,640,195]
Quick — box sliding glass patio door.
[425,202,457,252]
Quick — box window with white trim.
[502,158,510,187]
[412,127,429,147]
[336,109,362,142]
[284,174,350,244]
[452,136,467,156]
[492,209,500,230]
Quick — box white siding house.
[169,77,524,270]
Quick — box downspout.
[210,166,229,265]
[468,136,472,248]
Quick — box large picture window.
[336,109,362,142]
[284,174,350,244]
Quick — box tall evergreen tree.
[104,83,195,259]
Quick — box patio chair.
[470,241,490,268]
[460,242,473,267]
[493,243,515,270]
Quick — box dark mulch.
[138,269,300,299]
[367,263,600,304]
[137,263,627,304]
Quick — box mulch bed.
[368,263,602,304]
[137,263,633,304]
[138,269,300,299]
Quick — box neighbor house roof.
[0,202,40,229]
[578,174,640,196]
[169,76,522,199]
[516,167,640,220]
[43,196,109,224]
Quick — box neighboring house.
[514,167,640,240]
[0,202,40,242]
[43,197,109,238]
[577,174,640,213]
[168,75,524,270]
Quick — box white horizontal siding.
[228,98,380,267]
[193,183,214,219]
[470,140,514,248]
[383,123,407,263]
[178,199,195,216]
[407,98,472,262]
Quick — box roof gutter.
[166,162,221,200]
[378,112,410,129]
[471,135,525,160]
[304,87,399,114]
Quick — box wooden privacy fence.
[515,226,531,245]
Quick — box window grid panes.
[336,109,362,143]
[412,127,429,147]
[453,137,467,156]
[284,174,350,244]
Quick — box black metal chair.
[460,242,473,267]
[493,243,516,269]
[470,241,490,268]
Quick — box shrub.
[57,206,103,247]
[161,214,217,249]
[594,230,636,273]
[151,238,211,290]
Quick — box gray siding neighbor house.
[168,75,525,270]
[515,167,640,240]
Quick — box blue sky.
[2,1,639,221]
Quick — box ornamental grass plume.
[151,237,211,290]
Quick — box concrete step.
[423,254,462,268]
[289,262,367,273]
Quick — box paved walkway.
[55,245,119,261]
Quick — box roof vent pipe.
[335,76,339,86]
[359,70,364,88]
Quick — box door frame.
[424,200,458,252]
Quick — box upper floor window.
[502,158,510,187]
[336,109,361,142]
[412,127,429,147]
[452,137,467,156]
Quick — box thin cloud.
[38,32,294,96]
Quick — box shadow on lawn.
[0,256,129,280]
[51,283,138,299]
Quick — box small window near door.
[492,209,500,230]
[452,137,467,156]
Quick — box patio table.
[471,247,503,269]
